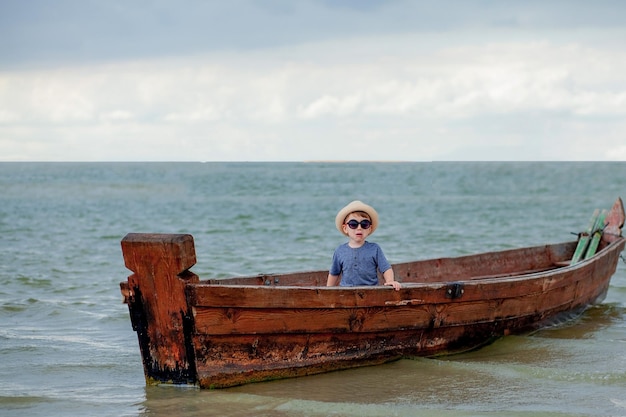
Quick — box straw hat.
[335,200,379,236]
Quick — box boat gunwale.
[189,238,624,290]
[185,238,625,310]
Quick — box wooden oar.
[584,209,607,260]
[570,208,600,265]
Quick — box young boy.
[327,200,401,290]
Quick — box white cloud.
[1,29,626,161]
[606,145,626,160]
[99,110,134,122]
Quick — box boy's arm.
[327,273,340,286]
[382,268,401,290]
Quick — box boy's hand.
[384,280,401,291]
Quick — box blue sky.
[1,0,625,161]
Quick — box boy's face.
[342,213,372,245]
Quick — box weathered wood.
[121,233,199,385]
[604,197,625,243]
[120,198,626,389]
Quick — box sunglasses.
[345,219,372,230]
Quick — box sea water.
[1,162,625,417]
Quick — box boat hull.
[186,240,622,388]
[119,198,625,388]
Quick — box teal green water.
[1,162,625,417]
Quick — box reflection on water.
[139,318,626,417]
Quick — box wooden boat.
[120,198,625,389]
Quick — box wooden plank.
[466,266,562,280]
[191,322,517,388]
[193,305,434,334]
[584,210,607,259]
[570,209,600,264]
[188,258,596,310]
[394,243,568,284]
[190,274,599,337]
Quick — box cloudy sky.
[1,0,625,161]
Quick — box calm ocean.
[1,162,625,417]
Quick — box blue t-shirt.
[329,241,391,287]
